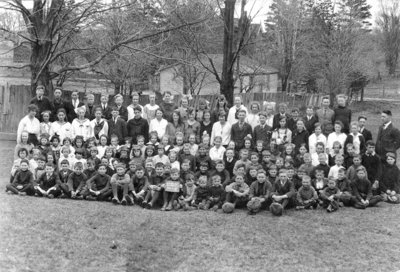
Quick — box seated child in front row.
[379,152,400,204]
[350,167,382,209]
[161,167,181,211]
[6,159,35,196]
[129,165,149,205]
[319,178,342,212]
[67,162,87,199]
[34,162,62,198]
[85,164,112,201]
[296,175,318,210]
[110,163,131,205]
[208,175,225,211]
[177,173,197,211]
[336,168,352,206]
[247,170,272,215]
[223,173,249,213]
[192,176,210,210]
[142,162,165,209]
[270,169,295,216]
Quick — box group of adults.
[17,85,400,160]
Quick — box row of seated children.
[7,150,397,215]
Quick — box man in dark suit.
[376,110,400,158]
[98,94,112,120]
[253,111,272,148]
[29,85,53,122]
[52,88,73,122]
[231,109,253,151]
[272,103,291,130]
[127,106,149,144]
[67,91,84,122]
[114,94,128,121]
[358,115,372,143]
[108,106,127,145]
[304,106,318,135]
[84,93,96,121]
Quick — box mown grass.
[1,101,400,272]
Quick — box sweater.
[296,186,318,202]
[351,178,372,201]
[37,172,61,190]
[249,180,272,200]
[86,173,110,192]
[12,170,34,186]
[380,163,400,193]
[67,172,88,192]
[271,180,295,198]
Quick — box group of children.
[7,100,400,216]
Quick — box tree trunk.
[30,41,54,97]
[221,0,236,106]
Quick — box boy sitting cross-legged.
[84,164,112,201]
[142,162,165,209]
[208,175,225,212]
[223,173,249,213]
[129,165,149,205]
[34,162,62,198]
[6,159,35,196]
[67,162,87,199]
[320,178,342,212]
[110,163,131,205]
[350,166,383,209]
[192,176,210,210]
[247,169,272,215]
[176,173,197,211]
[296,175,318,210]
[161,167,182,211]
[270,168,295,216]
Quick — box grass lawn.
[1,101,400,272]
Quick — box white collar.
[384,121,392,129]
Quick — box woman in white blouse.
[50,108,73,143]
[71,106,93,141]
[17,104,40,145]
[327,120,347,156]
[308,123,327,155]
[149,108,168,140]
[210,112,231,147]
[245,101,260,130]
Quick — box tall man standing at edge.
[376,110,400,159]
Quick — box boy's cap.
[386,152,396,159]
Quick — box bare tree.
[376,0,400,76]
[0,0,207,96]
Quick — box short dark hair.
[382,110,392,116]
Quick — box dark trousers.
[111,183,129,200]
[163,191,178,205]
[35,187,62,197]
[144,189,163,206]
[351,195,382,209]
[225,192,249,208]
[6,184,35,195]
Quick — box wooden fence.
[0,84,324,133]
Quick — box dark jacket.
[86,173,110,192]
[334,106,352,133]
[304,115,318,135]
[108,117,127,145]
[127,117,149,144]
[271,180,295,198]
[116,105,128,121]
[37,172,61,190]
[253,124,272,147]
[344,134,366,155]
[362,152,381,182]
[249,180,272,200]
[380,162,400,193]
[292,129,309,152]
[97,104,113,120]
[30,96,53,122]
[230,122,252,150]
[84,104,96,121]
[273,113,291,130]
[360,127,372,143]
[351,178,372,201]
[52,98,72,122]
[376,123,400,157]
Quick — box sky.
[236,0,381,27]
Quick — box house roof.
[157,53,278,75]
